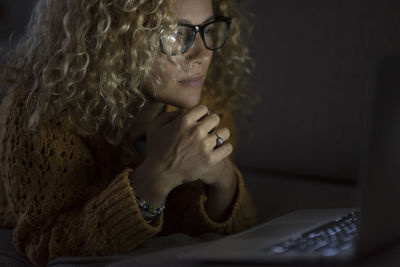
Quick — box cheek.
[157,56,182,81]
[158,65,179,93]
[142,58,177,96]
[204,52,213,71]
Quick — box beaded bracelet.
[130,186,166,223]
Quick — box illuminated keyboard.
[266,210,360,256]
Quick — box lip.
[178,75,204,87]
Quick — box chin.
[169,101,198,110]
[182,95,202,109]
[181,100,200,109]
[168,93,202,109]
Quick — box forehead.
[173,0,214,24]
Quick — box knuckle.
[227,142,233,152]
[225,143,233,155]
[181,115,191,128]
[213,113,221,124]
[223,127,231,139]
[200,141,209,153]
[200,105,209,114]
[194,126,205,138]
[205,154,215,165]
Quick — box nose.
[185,32,211,64]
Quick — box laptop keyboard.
[266,210,360,256]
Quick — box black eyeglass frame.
[160,16,232,55]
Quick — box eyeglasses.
[160,16,232,56]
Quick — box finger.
[198,113,220,134]
[153,110,182,126]
[182,105,209,125]
[209,142,233,164]
[204,128,230,149]
[215,127,230,144]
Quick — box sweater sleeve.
[2,121,162,266]
[160,164,258,236]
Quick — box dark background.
[1,0,400,183]
[0,0,35,48]
[239,0,400,181]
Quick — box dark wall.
[0,0,35,47]
[237,0,400,180]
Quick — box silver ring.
[215,133,224,147]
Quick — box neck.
[130,101,167,141]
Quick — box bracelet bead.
[129,185,166,222]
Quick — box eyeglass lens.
[203,21,228,50]
[161,20,229,55]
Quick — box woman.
[0,0,258,266]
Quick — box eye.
[165,29,186,44]
[204,27,215,36]
[175,29,185,37]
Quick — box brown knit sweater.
[0,91,258,266]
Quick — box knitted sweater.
[0,91,258,266]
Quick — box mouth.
[178,75,204,87]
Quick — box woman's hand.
[147,104,232,186]
[131,104,233,207]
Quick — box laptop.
[176,56,400,264]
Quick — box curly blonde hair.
[1,0,254,146]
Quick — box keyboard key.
[266,210,359,255]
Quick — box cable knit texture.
[0,91,258,266]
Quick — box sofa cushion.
[243,171,357,222]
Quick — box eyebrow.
[178,15,216,25]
